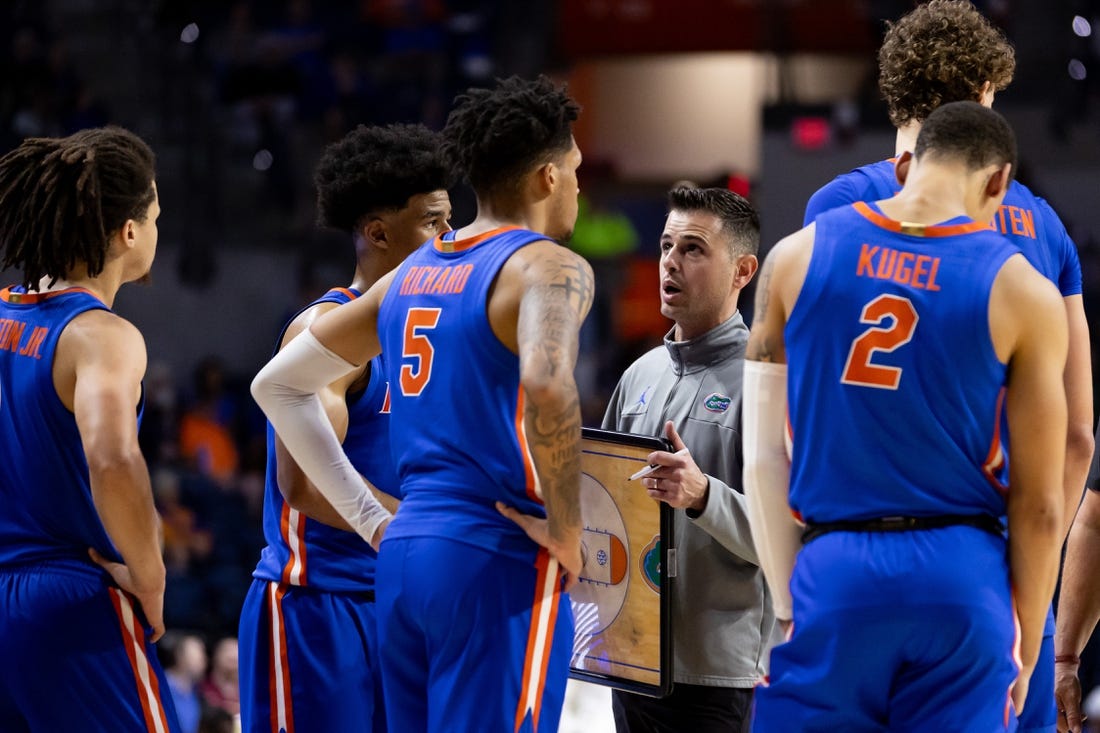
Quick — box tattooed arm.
[746,226,812,364]
[492,240,594,590]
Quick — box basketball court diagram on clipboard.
[573,473,631,633]
[570,428,674,698]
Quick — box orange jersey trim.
[515,386,541,503]
[279,503,308,586]
[1006,588,1021,727]
[433,225,524,253]
[267,582,296,733]
[329,287,358,301]
[982,388,1008,495]
[0,286,105,305]
[109,588,171,733]
[853,201,992,238]
[514,550,561,732]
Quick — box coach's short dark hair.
[667,186,760,256]
[443,75,580,197]
[314,123,456,233]
[0,126,156,287]
[878,0,1015,127]
[915,101,1017,177]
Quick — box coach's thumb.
[665,421,686,452]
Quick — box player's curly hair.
[0,126,156,288]
[916,101,1017,177]
[667,186,760,256]
[878,0,1015,128]
[314,123,456,234]
[442,75,580,197]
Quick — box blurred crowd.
[156,0,532,256]
[0,4,110,150]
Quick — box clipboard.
[568,427,675,697]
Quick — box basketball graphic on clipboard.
[571,472,630,633]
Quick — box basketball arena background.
[2,1,1099,730]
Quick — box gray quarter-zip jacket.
[601,312,777,687]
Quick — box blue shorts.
[753,526,1018,732]
[0,563,181,732]
[376,536,573,733]
[239,579,384,733]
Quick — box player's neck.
[879,165,971,225]
[35,267,118,307]
[894,122,922,157]
[349,260,386,293]
[459,197,544,239]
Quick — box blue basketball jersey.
[253,288,400,592]
[0,286,131,570]
[786,203,1020,523]
[806,157,1070,718]
[377,226,550,562]
[804,158,1082,297]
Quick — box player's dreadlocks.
[0,125,156,288]
[443,75,580,198]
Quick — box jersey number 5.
[400,307,440,397]
[841,294,918,390]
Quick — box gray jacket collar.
[663,312,749,376]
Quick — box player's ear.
[540,160,557,193]
[978,80,995,108]
[523,161,555,204]
[985,163,1011,199]
[363,217,389,250]
[894,151,913,186]
[110,219,137,253]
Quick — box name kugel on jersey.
[856,243,942,291]
[992,204,1036,240]
[398,263,474,296]
[0,318,48,359]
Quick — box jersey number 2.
[841,294,918,390]
[400,307,440,396]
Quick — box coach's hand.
[641,422,708,513]
[1055,657,1084,733]
[89,548,166,642]
[496,502,583,591]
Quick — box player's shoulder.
[509,238,593,280]
[805,164,882,224]
[513,235,583,260]
[1006,179,1059,218]
[281,297,343,348]
[774,221,817,259]
[991,253,1066,359]
[65,307,141,343]
[998,253,1064,307]
[58,308,146,370]
[1006,180,1072,239]
[818,161,884,189]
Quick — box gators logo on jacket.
[703,392,731,413]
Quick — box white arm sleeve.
[251,329,391,544]
[742,360,802,621]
